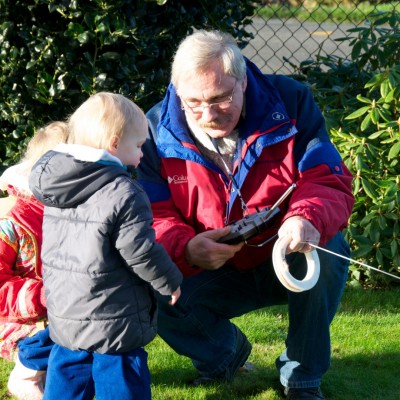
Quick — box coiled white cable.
[272,235,320,292]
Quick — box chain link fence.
[242,1,399,75]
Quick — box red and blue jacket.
[137,60,354,277]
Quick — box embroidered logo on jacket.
[168,175,188,184]
[272,112,285,121]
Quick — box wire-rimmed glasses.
[180,81,236,114]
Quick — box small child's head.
[0,121,68,195]
[67,92,148,168]
[21,121,69,172]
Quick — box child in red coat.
[0,121,68,400]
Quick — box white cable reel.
[272,235,320,292]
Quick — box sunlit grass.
[1,287,399,399]
[148,287,400,399]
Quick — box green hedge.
[293,10,400,286]
[2,1,399,286]
[0,0,258,165]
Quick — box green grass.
[257,2,400,24]
[1,286,398,399]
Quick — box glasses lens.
[217,100,232,110]
[190,106,205,113]
[182,82,235,113]
[189,99,231,113]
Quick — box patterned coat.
[0,186,47,361]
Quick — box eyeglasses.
[180,81,236,114]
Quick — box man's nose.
[200,105,218,122]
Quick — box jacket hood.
[29,144,130,208]
[0,161,32,195]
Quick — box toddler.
[29,92,182,400]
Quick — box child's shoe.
[7,357,46,400]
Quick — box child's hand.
[169,287,181,305]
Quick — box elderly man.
[137,29,354,399]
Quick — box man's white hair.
[171,30,246,92]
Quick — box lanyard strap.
[211,137,249,218]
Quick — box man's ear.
[107,135,119,155]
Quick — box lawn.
[1,286,399,399]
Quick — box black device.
[218,184,296,245]
[218,206,280,244]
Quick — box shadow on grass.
[151,362,281,399]
[240,286,400,318]
[1,350,399,399]
[325,351,400,400]
[150,350,400,400]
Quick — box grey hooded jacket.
[29,145,182,354]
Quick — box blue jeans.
[43,344,151,400]
[156,232,349,389]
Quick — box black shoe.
[283,387,325,400]
[191,376,218,386]
[191,362,254,387]
[191,326,252,386]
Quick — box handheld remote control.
[218,207,280,244]
[218,184,296,245]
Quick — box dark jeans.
[156,232,350,388]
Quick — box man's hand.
[185,226,244,270]
[278,216,320,254]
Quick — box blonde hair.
[21,121,69,171]
[0,121,68,195]
[171,30,246,90]
[67,92,146,149]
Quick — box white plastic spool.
[272,235,320,292]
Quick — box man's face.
[178,61,247,138]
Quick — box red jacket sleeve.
[151,199,199,277]
[285,162,354,244]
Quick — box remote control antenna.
[270,183,296,211]
[259,183,296,223]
